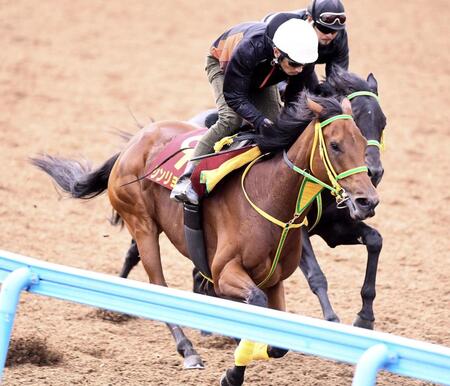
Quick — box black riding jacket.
[264,9,349,76]
[210,22,317,131]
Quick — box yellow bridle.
[242,114,368,288]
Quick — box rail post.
[0,267,37,378]
[352,343,397,386]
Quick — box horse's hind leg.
[299,229,340,322]
[125,216,204,369]
[118,239,140,278]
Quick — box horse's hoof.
[353,315,374,330]
[219,369,243,386]
[220,373,232,386]
[326,314,340,323]
[184,354,204,369]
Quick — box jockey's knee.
[214,113,242,134]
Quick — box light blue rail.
[0,250,449,385]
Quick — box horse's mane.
[256,93,342,153]
[320,66,373,96]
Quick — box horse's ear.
[307,98,323,116]
[341,97,353,115]
[367,73,378,93]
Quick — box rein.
[347,91,385,151]
[242,114,368,287]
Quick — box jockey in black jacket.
[171,19,319,205]
[264,0,348,79]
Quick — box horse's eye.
[330,142,341,152]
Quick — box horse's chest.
[247,234,301,285]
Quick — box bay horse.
[121,68,387,330]
[31,94,378,385]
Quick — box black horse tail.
[30,153,120,199]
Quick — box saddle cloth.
[145,127,261,197]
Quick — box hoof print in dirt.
[89,309,136,323]
[6,337,62,367]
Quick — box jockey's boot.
[170,161,199,205]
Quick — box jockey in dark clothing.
[213,22,318,131]
[264,0,349,78]
[170,19,319,205]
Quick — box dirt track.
[1,1,449,385]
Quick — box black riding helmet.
[307,0,346,31]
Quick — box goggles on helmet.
[317,12,346,26]
[315,23,338,35]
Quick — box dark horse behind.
[31,92,378,386]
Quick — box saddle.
[145,128,261,199]
[145,125,261,280]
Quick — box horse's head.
[307,97,379,221]
[324,67,387,187]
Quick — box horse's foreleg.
[217,260,270,386]
[299,229,340,322]
[265,282,289,359]
[118,239,140,278]
[192,267,214,336]
[318,221,382,330]
[353,224,383,330]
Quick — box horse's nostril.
[355,197,379,211]
[355,197,370,208]
[368,167,383,178]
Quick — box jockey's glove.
[258,118,276,135]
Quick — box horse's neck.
[286,121,315,172]
[251,122,315,221]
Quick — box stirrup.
[170,178,199,205]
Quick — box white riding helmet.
[272,19,318,64]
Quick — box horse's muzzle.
[345,192,380,221]
[366,148,384,187]
[368,166,384,187]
